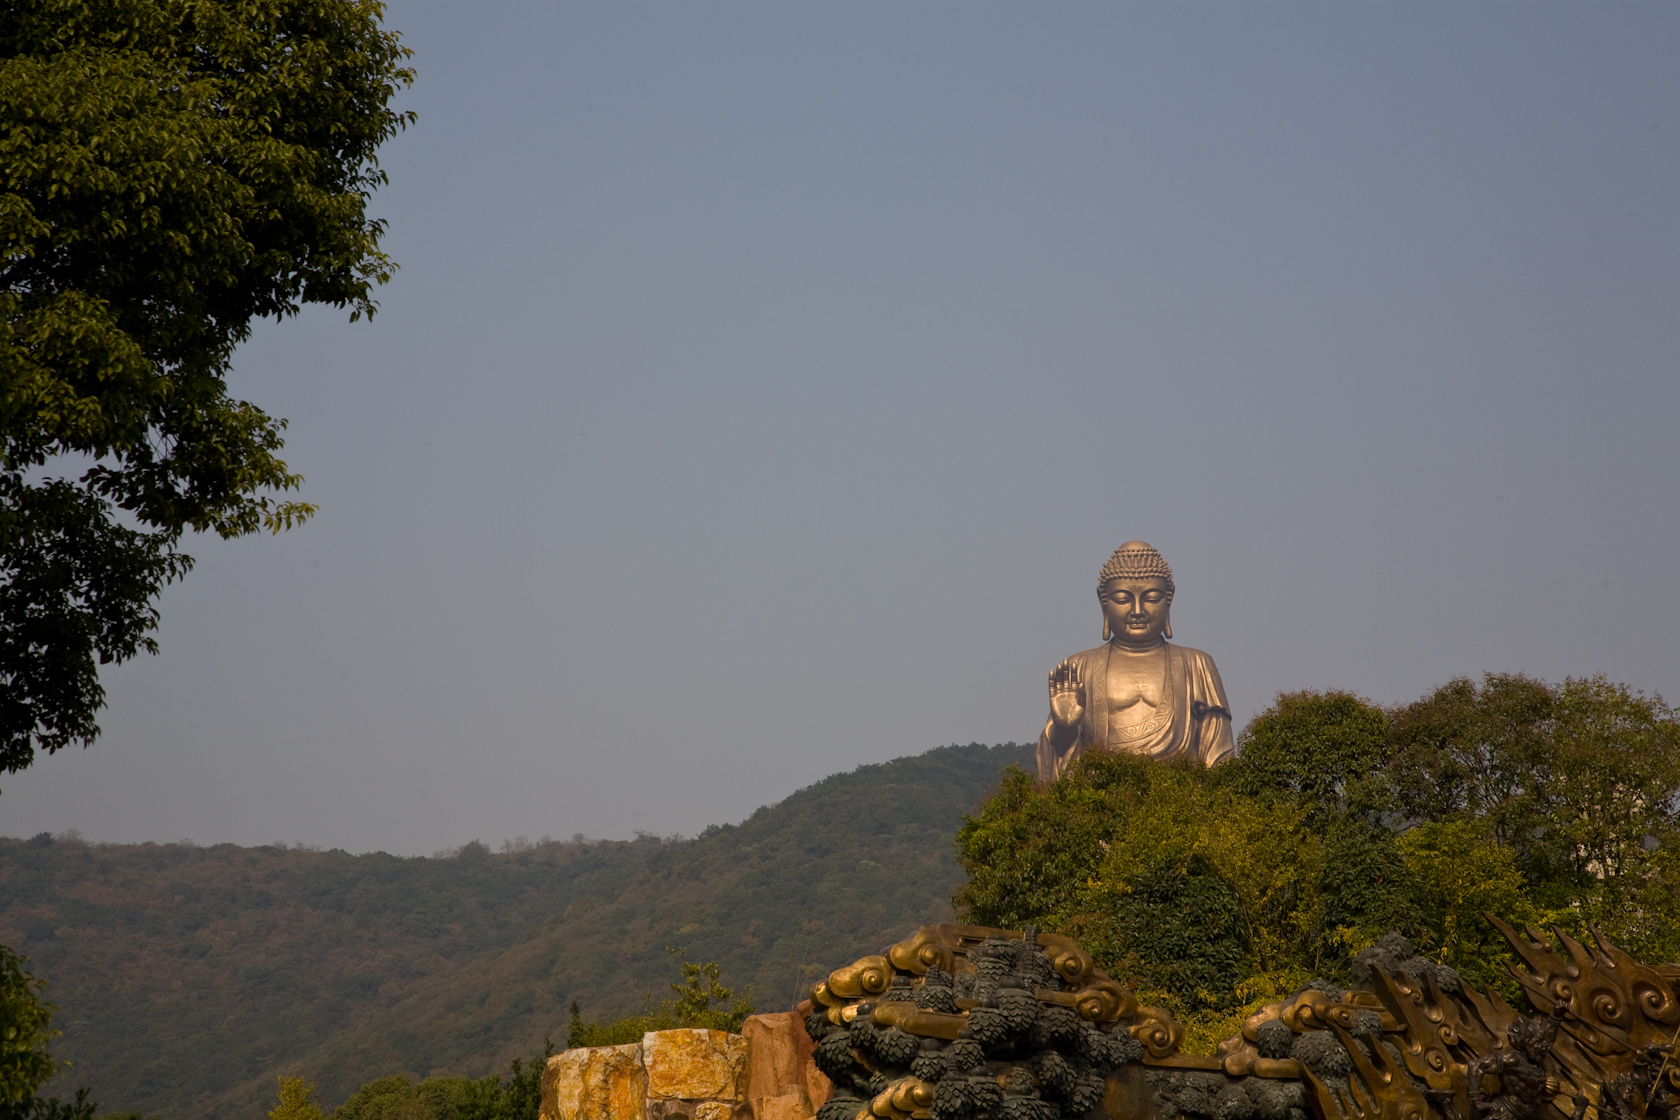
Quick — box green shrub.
[565,953,754,1049]
[955,677,1680,1049]
[329,1043,551,1120]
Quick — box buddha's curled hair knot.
[918,966,959,1012]
[931,1079,973,1120]
[850,1019,881,1053]
[1349,1009,1383,1038]
[1066,1073,1107,1116]
[868,1025,921,1068]
[814,1029,860,1081]
[1083,1026,1141,1072]
[913,1054,948,1083]
[997,989,1039,1035]
[968,1006,1012,1045]
[918,982,960,1014]
[1031,1004,1083,1049]
[943,1040,986,1076]
[1290,1031,1351,1079]
[1244,1078,1307,1120]
[1254,1019,1293,1060]
[1099,542,1174,593]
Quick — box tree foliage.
[0,0,413,771]
[0,946,56,1107]
[0,945,101,1120]
[955,675,1680,1049]
[329,1044,551,1120]
[1388,675,1680,923]
[953,751,1398,1032]
[0,1087,99,1120]
[269,1079,324,1120]
[564,952,755,1048]
[1225,690,1391,822]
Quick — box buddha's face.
[1100,577,1172,647]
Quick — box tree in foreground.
[0,0,414,781]
[954,675,1680,1051]
[0,944,98,1120]
[565,951,756,1049]
[329,1043,554,1120]
[268,1078,323,1120]
[0,945,56,1108]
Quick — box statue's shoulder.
[1166,644,1229,697]
[1166,642,1216,664]
[1062,644,1110,668]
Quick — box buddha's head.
[1098,541,1174,648]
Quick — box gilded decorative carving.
[1364,965,1471,1119]
[1280,989,1401,1036]
[862,1077,937,1120]
[868,1001,968,1041]
[804,917,1680,1120]
[806,924,1150,1120]
[1333,1021,1430,1120]
[1490,916,1680,1055]
[887,928,958,977]
[1132,1006,1187,1060]
[1038,932,1098,989]
[816,956,894,1007]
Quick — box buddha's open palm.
[1048,659,1084,728]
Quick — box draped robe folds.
[1035,641,1235,782]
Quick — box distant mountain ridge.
[0,742,1034,1120]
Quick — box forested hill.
[0,742,1033,1120]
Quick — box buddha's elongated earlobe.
[1102,618,1110,641]
[1164,620,1173,640]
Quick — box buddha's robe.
[1035,641,1234,782]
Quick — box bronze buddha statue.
[1036,541,1234,782]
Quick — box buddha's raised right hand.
[1048,659,1084,730]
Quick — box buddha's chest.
[1105,650,1168,710]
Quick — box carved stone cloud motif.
[804,919,1680,1120]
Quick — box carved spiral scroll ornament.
[799,916,1680,1120]
[1130,1005,1186,1059]
[1073,979,1138,1023]
[886,928,956,977]
[818,955,892,1004]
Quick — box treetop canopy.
[0,0,413,770]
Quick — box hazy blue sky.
[4,3,1677,854]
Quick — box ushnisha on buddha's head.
[1098,541,1174,649]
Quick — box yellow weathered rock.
[751,1096,815,1120]
[643,1029,749,1104]
[743,1013,816,1120]
[802,1061,831,1113]
[542,1043,647,1120]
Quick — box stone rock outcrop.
[643,1028,749,1120]
[542,1042,646,1120]
[741,1012,829,1120]
[543,1028,764,1120]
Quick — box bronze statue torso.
[1104,645,1172,746]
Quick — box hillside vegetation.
[0,742,1032,1120]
